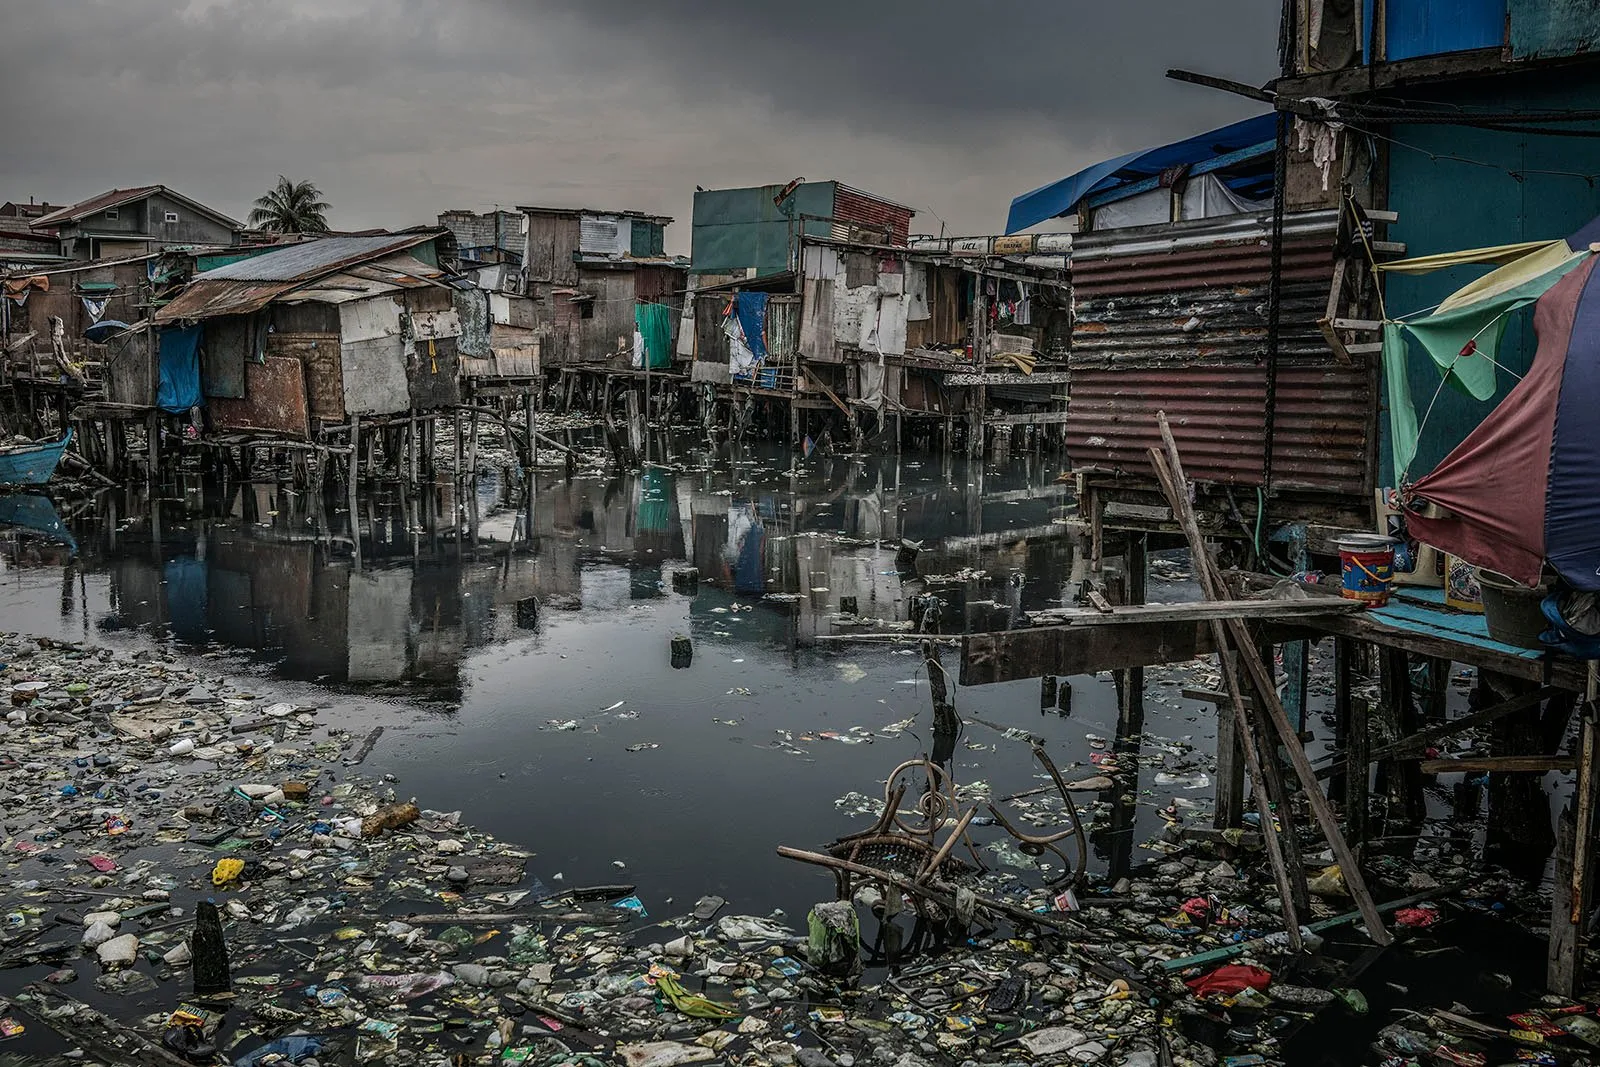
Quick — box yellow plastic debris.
[211,858,245,886]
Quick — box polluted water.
[0,431,1591,1065]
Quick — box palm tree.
[248,176,331,234]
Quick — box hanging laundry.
[81,297,109,322]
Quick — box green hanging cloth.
[634,303,674,370]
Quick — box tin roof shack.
[797,234,1071,450]
[150,231,462,441]
[517,206,685,371]
[3,253,160,393]
[690,181,914,284]
[1268,1,1600,482]
[31,186,242,261]
[1008,113,1389,538]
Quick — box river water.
[0,437,1226,924]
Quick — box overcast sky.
[2,1,1277,246]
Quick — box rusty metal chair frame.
[983,743,1089,887]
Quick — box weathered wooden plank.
[1312,610,1589,691]
[1417,756,1576,774]
[960,619,1217,685]
[1028,597,1360,628]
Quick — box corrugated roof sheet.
[194,233,436,282]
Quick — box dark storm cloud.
[1,1,1277,238]
[527,0,1277,138]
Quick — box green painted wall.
[1381,72,1600,483]
[690,182,838,277]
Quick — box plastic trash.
[95,933,140,965]
[210,857,245,886]
[1185,964,1272,998]
[232,1035,327,1066]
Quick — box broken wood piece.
[1147,443,1305,952]
[1154,411,1392,947]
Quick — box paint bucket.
[1334,534,1397,606]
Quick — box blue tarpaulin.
[157,324,204,414]
[735,291,769,361]
[1006,113,1277,234]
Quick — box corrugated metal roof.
[194,233,436,282]
[156,250,448,323]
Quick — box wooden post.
[1117,534,1148,736]
[526,387,537,469]
[467,409,480,481]
[453,408,463,480]
[145,409,159,482]
[1550,665,1599,994]
[1378,648,1427,827]
[348,414,362,571]
[408,412,419,486]
[1213,658,1246,829]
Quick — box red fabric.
[1185,963,1272,997]
[1394,906,1439,927]
[1407,259,1594,585]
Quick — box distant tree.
[248,176,330,234]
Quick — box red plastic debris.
[1185,964,1272,997]
[1394,906,1440,928]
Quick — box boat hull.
[0,428,73,486]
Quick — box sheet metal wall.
[1068,210,1374,497]
[211,356,310,437]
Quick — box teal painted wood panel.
[1381,74,1600,483]
[1510,0,1600,60]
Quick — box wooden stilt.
[1550,666,1599,994]
[1117,533,1148,737]
[1147,447,1305,950]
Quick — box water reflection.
[0,438,1082,702]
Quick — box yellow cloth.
[1438,240,1586,314]
[1377,240,1558,274]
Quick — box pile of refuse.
[3,629,1598,1067]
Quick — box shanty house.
[690,180,914,284]
[31,186,242,261]
[1008,112,1384,531]
[140,231,466,437]
[518,206,685,371]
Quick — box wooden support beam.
[961,618,1219,685]
[1146,443,1304,950]
[1418,755,1576,774]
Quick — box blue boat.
[0,428,73,486]
[0,493,77,552]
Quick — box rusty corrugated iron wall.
[831,184,914,245]
[1068,209,1374,498]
